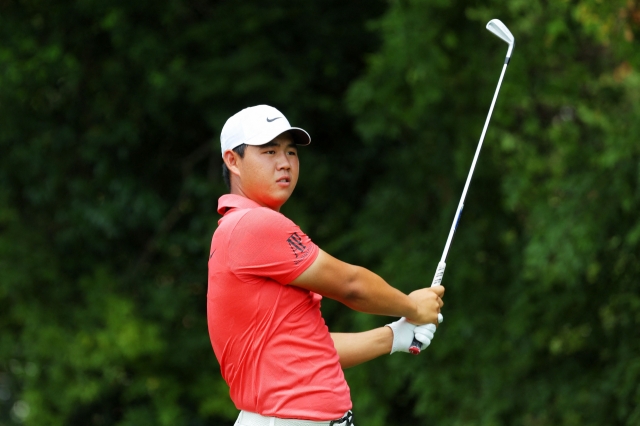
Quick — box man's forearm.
[339,266,418,319]
[330,327,393,368]
[291,250,443,325]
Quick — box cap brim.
[289,128,311,146]
[244,127,311,147]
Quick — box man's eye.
[265,150,275,154]
[288,151,297,156]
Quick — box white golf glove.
[386,318,437,354]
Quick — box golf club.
[409,19,515,355]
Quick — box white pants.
[234,410,354,426]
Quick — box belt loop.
[269,417,275,426]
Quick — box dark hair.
[222,144,247,190]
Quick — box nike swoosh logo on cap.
[266,117,281,122]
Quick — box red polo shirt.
[207,194,351,420]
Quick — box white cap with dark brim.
[220,105,311,157]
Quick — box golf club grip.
[409,262,447,355]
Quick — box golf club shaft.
[408,59,510,355]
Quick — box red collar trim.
[217,194,263,215]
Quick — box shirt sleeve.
[227,208,319,284]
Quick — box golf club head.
[486,19,514,58]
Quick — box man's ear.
[223,150,241,178]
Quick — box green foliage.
[345,0,640,424]
[0,1,385,424]
[1,0,639,425]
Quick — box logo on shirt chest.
[287,232,309,264]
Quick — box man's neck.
[229,187,282,212]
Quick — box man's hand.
[386,318,437,354]
[406,286,445,325]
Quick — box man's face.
[231,132,299,211]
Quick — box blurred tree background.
[1,0,638,425]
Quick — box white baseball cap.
[220,105,311,157]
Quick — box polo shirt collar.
[217,194,263,215]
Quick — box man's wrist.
[405,295,420,323]
[380,325,394,354]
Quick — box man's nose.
[276,152,291,169]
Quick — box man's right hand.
[406,286,445,325]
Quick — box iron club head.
[486,19,515,58]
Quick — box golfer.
[208,105,445,426]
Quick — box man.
[208,105,445,426]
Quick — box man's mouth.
[276,177,290,183]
